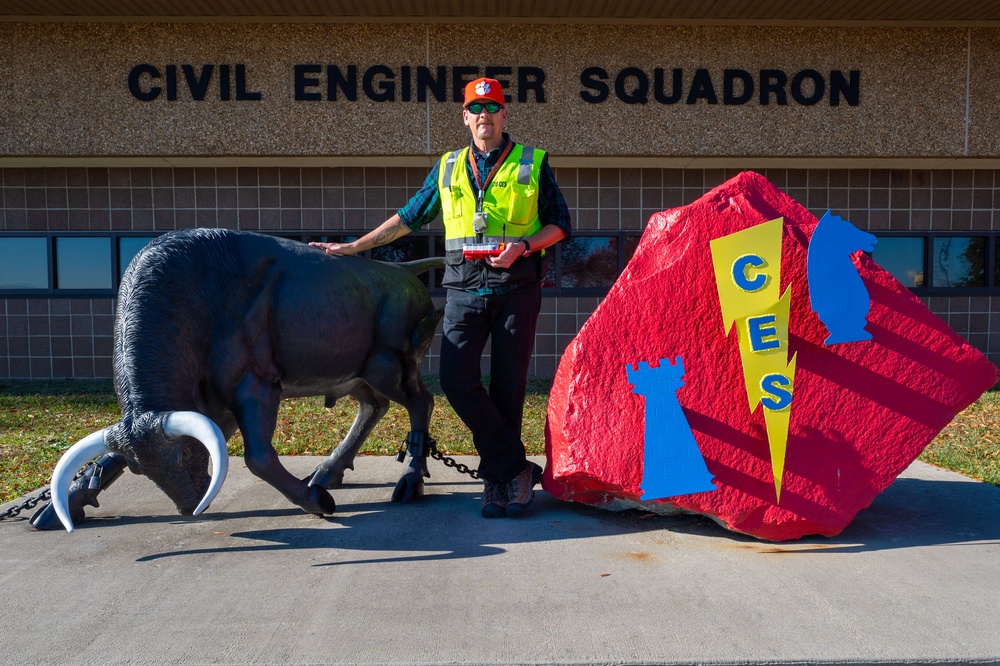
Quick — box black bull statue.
[33,228,444,532]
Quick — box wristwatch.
[519,238,532,256]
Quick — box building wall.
[4,165,1000,379]
[2,22,1000,160]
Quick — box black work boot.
[504,461,543,518]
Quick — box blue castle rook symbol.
[626,357,717,500]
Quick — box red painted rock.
[543,171,999,541]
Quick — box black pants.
[439,282,542,484]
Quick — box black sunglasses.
[466,102,503,114]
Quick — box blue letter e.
[747,314,780,352]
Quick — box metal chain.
[429,447,481,480]
[1,488,52,521]
[0,461,93,522]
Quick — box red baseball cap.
[464,77,506,107]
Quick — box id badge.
[473,211,488,234]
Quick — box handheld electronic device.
[462,242,506,260]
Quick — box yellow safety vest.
[438,143,545,254]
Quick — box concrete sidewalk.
[2,455,999,665]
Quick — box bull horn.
[162,412,228,516]
[50,429,112,533]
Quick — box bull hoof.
[306,465,345,490]
[29,482,101,530]
[391,471,425,504]
[30,501,84,530]
[303,485,336,516]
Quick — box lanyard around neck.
[469,141,514,210]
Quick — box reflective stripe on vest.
[442,150,461,188]
[518,147,535,185]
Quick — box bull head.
[50,412,228,532]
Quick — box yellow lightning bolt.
[710,218,796,503]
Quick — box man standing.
[311,77,571,518]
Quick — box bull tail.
[412,308,444,360]
[49,411,228,533]
[397,256,445,276]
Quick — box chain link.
[1,488,52,521]
[1,461,93,522]
[429,447,481,480]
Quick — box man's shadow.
[131,486,683,565]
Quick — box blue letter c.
[732,255,767,292]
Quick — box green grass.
[0,377,551,505]
[918,389,1000,486]
[2,379,998,505]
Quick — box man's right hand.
[309,213,411,257]
[309,241,357,256]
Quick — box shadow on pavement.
[127,470,1000,563]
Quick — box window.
[542,250,556,289]
[932,236,986,288]
[624,235,642,266]
[868,233,994,293]
[0,237,48,290]
[994,237,1000,289]
[370,233,436,288]
[370,235,430,263]
[560,236,619,289]
[55,237,113,289]
[871,236,925,288]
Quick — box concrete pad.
[2,456,999,665]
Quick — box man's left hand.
[487,241,526,269]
